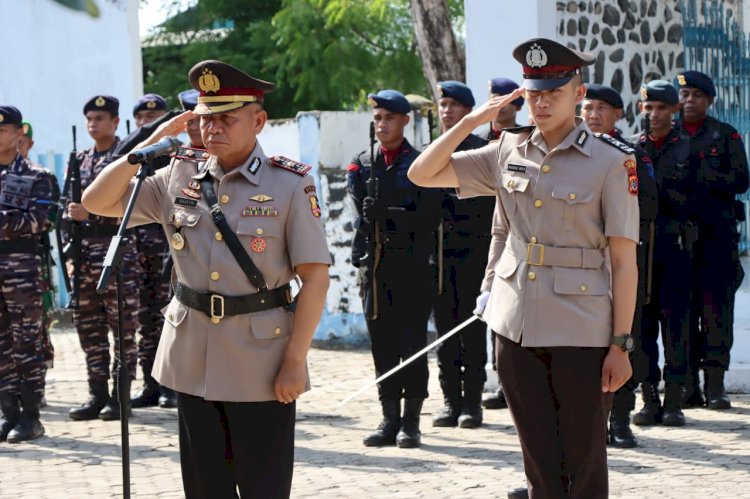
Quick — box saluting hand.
[601,347,633,393]
[138,111,196,149]
[463,88,525,129]
[274,359,308,404]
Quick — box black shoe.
[457,404,483,429]
[482,388,508,409]
[69,380,109,421]
[130,381,160,408]
[363,399,400,447]
[608,418,638,448]
[682,370,705,408]
[432,401,459,427]
[705,368,731,410]
[158,388,177,408]
[396,398,423,448]
[662,383,685,427]
[0,393,21,442]
[507,486,529,499]
[99,381,132,421]
[6,418,45,443]
[632,383,663,426]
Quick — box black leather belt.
[174,281,293,322]
[0,238,41,254]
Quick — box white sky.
[138,0,195,38]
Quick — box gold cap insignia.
[146,100,156,109]
[250,194,274,203]
[95,96,106,107]
[437,85,445,97]
[640,87,648,100]
[199,68,221,94]
[0,114,4,123]
[677,74,686,86]
[368,96,377,108]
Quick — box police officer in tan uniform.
[409,38,639,499]
[82,60,331,499]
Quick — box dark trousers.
[497,334,611,499]
[363,252,433,400]
[177,392,295,499]
[434,256,487,404]
[690,232,744,371]
[634,232,691,384]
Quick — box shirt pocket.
[162,298,189,328]
[553,267,608,296]
[236,218,283,269]
[495,249,522,279]
[167,208,202,258]
[249,308,293,340]
[551,183,594,231]
[499,172,531,217]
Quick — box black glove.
[362,196,386,223]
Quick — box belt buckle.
[210,294,225,324]
[527,243,545,266]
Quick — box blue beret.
[639,80,679,105]
[0,105,22,127]
[368,89,411,115]
[178,89,199,111]
[83,95,119,116]
[437,80,475,107]
[489,77,524,107]
[676,70,716,98]
[133,93,167,116]
[585,83,623,109]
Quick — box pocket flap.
[500,172,530,194]
[237,218,282,238]
[169,209,202,228]
[551,183,594,205]
[553,268,608,296]
[162,298,189,327]
[495,250,521,279]
[249,308,293,339]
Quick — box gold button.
[210,271,220,281]
[256,228,264,235]
[580,284,588,292]
[530,236,537,244]
[507,179,516,188]
[528,271,536,280]
[569,193,577,200]
[211,316,220,324]
[187,214,197,223]
[220,194,230,204]
[274,327,281,336]
[214,232,223,241]
[542,164,551,173]
[534,199,543,208]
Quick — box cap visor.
[193,101,249,116]
[521,77,573,91]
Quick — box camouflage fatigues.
[0,154,58,400]
[134,224,170,367]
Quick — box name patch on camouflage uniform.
[594,132,635,154]
[269,156,311,176]
[0,174,34,210]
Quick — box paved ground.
[1,326,749,498]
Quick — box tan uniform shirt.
[452,120,639,348]
[124,144,331,401]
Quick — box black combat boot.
[632,382,663,426]
[482,387,508,409]
[158,387,177,409]
[432,398,460,427]
[396,398,423,448]
[69,380,109,421]
[7,387,45,443]
[662,383,686,427]
[608,391,637,448]
[363,399,400,447]
[704,368,731,410]
[458,381,483,429]
[0,392,21,442]
[130,362,160,408]
[99,378,132,421]
[682,369,706,408]
[507,486,529,498]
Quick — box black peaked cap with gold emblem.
[188,60,276,115]
[83,95,119,116]
[512,38,595,91]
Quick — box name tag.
[174,196,198,208]
[0,175,34,210]
[507,163,527,173]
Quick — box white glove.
[473,290,491,316]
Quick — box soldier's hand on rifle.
[362,196,385,223]
[67,202,89,221]
[473,290,491,316]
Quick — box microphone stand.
[96,151,156,499]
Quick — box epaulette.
[593,132,635,154]
[502,125,536,135]
[170,146,210,162]
[269,156,311,176]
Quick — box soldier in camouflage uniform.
[0,105,58,443]
[66,95,139,422]
[126,94,176,409]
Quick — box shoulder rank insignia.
[171,146,210,162]
[593,132,635,154]
[269,156,311,176]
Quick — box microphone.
[127,137,182,165]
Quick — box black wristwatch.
[611,334,634,353]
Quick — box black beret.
[133,93,167,116]
[0,105,22,127]
[676,70,716,98]
[489,77,524,107]
[368,89,411,114]
[188,60,275,115]
[640,80,679,105]
[178,89,199,111]
[83,95,119,116]
[437,81,475,107]
[584,83,624,109]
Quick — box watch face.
[625,336,634,351]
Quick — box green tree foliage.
[142,0,463,119]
